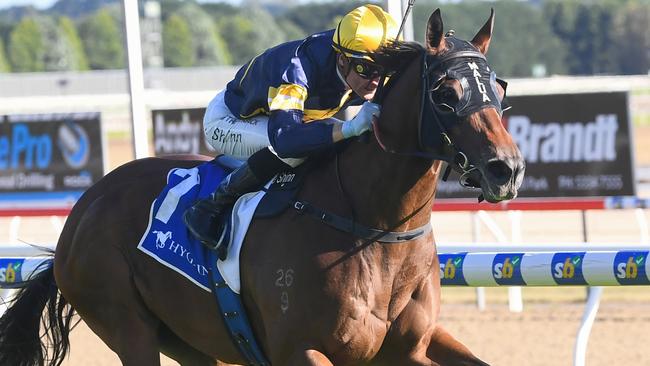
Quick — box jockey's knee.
[248,147,295,181]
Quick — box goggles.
[349,58,390,80]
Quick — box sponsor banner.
[0,113,103,209]
[437,92,634,198]
[492,253,526,285]
[0,258,24,285]
[152,108,215,156]
[613,251,649,285]
[438,253,468,285]
[551,252,587,285]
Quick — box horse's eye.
[431,85,458,112]
[439,88,456,101]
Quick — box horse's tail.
[0,259,75,366]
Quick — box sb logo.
[438,254,467,285]
[0,263,17,283]
[554,257,578,279]
[442,258,457,279]
[492,254,525,285]
[616,256,641,279]
[614,252,649,285]
[494,257,517,279]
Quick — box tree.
[277,19,306,42]
[545,1,624,76]
[217,7,286,65]
[51,0,120,19]
[59,16,89,70]
[614,1,650,75]
[0,36,9,72]
[280,1,366,36]
[36,15,76,71]
[79,8,124,69]
[8,17,44,72]
[546,2,573,68]
[413,1,568,77]
[177,3,230,66]
[162,14,193,67]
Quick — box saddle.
[255,163,310,218]
[212,161,311,258]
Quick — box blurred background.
[0,0,649,365]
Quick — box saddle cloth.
[137,161,265,294]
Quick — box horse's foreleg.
[286,348,334,366]
[426,326,490,366]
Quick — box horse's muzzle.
[479,156,525,203]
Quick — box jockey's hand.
[341,102,381,139]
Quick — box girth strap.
[292,200,432,243]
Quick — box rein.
[290,199,432,243]
[286,149,432,244]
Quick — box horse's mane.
[372,41,425,74]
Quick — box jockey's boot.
[183,161,263,256]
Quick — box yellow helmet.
[332,5,400,59]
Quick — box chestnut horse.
[0,8,523,366]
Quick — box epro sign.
[437,92,634,198]
[0,113,104,207]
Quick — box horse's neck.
[336,55,438,232]
[337,141,440,232]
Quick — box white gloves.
[341,102,381,139]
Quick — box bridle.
[372,36,510,199]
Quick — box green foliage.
[35,15,77,71]
[0,0,648,75]
[413,1,568,77]
[614,1,650,75]
[8,17,44,72]
[277,19,307,42]
[279,0,371,36]
[544,0,650,75]
[59,16,89,70]
[0,36,9,72]
[201,2,241,20]
[162,14,193,67]
[51,0,120,19]
[79,9,124,70]
[176,3,231,66]
[217,7,286,65]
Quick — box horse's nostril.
[486,159,513,185]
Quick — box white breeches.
[203,90,304,167]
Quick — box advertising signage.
[0,113,104,211]
[152,108,215,156]
[437,92,635,198]
[153,92,634,199]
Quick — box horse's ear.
[426,9,446,54]
[471,8,495,54]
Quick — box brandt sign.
[437,92,635,198]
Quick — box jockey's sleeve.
[268,109,338,158]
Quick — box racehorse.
[0,8,523,366]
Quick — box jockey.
[184,4,399,249]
